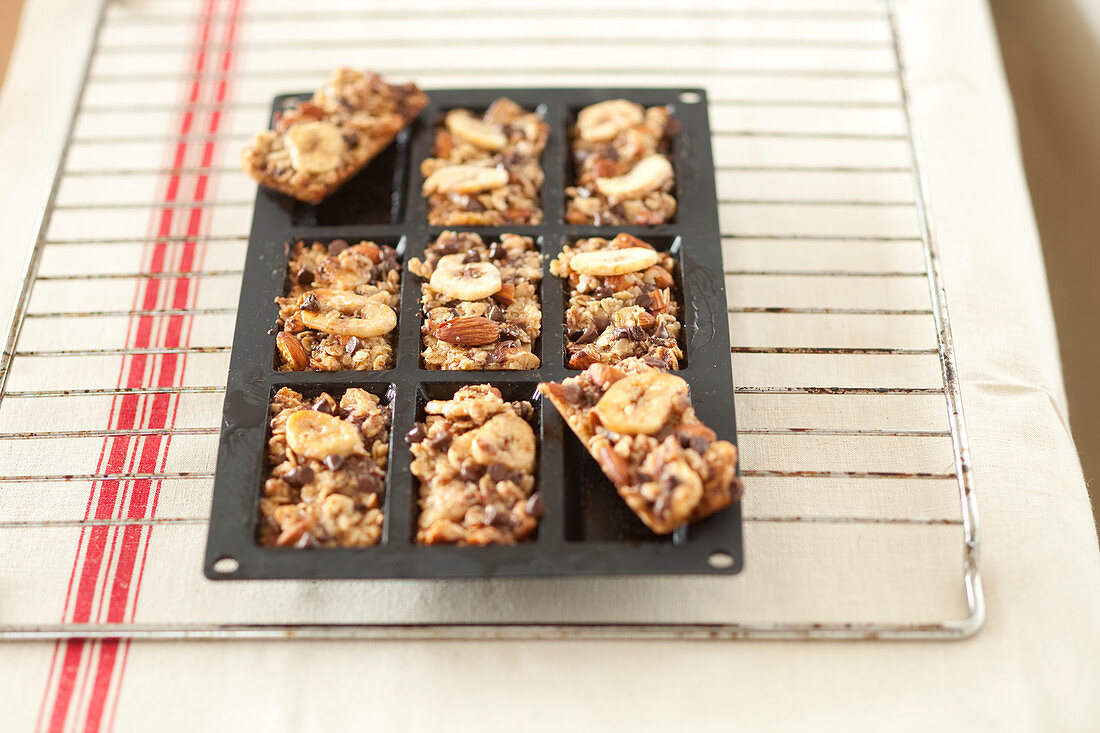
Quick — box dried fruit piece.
[299,288,397,338]
[445,110,507,151]
[434,316,500,346]
[285,121,347,174]
[593,371,688,435]
[285,410,365,459]
[577,99,644,142]
[423,164,509,195]
[570,247,659,276]
[471,412,536,473]
[276,332,310,371]
[447,430,476,468]
[595,154,673,201]
[429,254,503,301]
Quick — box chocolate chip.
[343,131,359,148]
[511,401,533,421]
[327,239,349,255]
[560,382,584,405]
[575,326,598,344]
[426,430,452,451]
[312,398,333,414]
[501,324,524,340]
[487,462,514,483]
[460,462,486,483]
[462,249,481,264]
[357,472,379,494]
[283,466,313,487]
[634,292,654,309]
[690,436,710,454]
[345,336,360,354]
[301,292,320,312]
[610,202,627,218]
[652,323,670,340]
[436,234,462,255]
[599,145,619,162]
[525,493,546,518]
[567,327,583,341]
[467,197,486,213]
[486,305,505,322]
[324,454,346,471]
[627,325,647,341]
[488,241,506,260]
[610,327,630,341]
[636,471,654,483]
[405,423,426,445]
[594,286,615,299]
[592,315,610,331]
[644,354,668,369]
[296,268,314,287]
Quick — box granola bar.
[408,231,542,370]
[551,233,683,370]
[539,359,741,534]
[421,98,548,225]
[566,99,677,225]
[275,239,401,371]
[407,385,543,545]
[241,68,427,205]
[260,387,391,548]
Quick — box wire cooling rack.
[0,0,982,640]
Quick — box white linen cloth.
[0,0,1097,730]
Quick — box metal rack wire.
[0,0,982,640]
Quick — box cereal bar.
[408,231,542,370]
[241,68,427,205]
[421,98,548,225]
[551,233,683,370]
[260,387,391,548]
[539,359,742,534]
[408,385,544,545]
[566,99,677,225]
[275,239,401,371]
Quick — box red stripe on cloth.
[83,1,246,730]
[37,0,227,730]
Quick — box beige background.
[989,0,1100,531]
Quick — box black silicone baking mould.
[204,88,742,580]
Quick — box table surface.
[0,0,1098,731]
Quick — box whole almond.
[434,316,500,346]
[276,331,310,370]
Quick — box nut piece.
[445,110,507,151]
[285,121,347,175]
[595,154,674,201]
[299,288,397,338]
[423,165,509,195]
[593,371,689,435]
[285,410,365,460]
[471,412,536,472]
[276,332,309,370]
[577,99,644,142]
[434,316,500,346]
[429,254,503,301]
[570,247,659,276]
